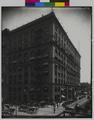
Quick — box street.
[67,96,88,109]
[15,104,65,117]
[2,95,91,118]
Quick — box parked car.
[2,110,13,117]
[62,100,74,107]
[18,105,28,112]
[9,108,15,114]
[27,106,38,114]
[39,101,47,107]
[77,95,85,100]
[4,104,10,110]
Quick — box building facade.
[2,12,80,105]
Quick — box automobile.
[62,100,74,107]
[18,105,28,112]
[39,101,47,107]
[77,95,85,100]
[4,104,10,110]
[9,108,15,115]
[27,106,38,114]
[2,110,12,117]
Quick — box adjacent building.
[2,12,81,105]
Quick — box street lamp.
[53,101,56,114]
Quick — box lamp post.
[14,100,17,117]
[53,101,56,114]
[16,104,17,117]
[24,88,27,105]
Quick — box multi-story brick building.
[2,12,80,105]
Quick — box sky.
[2,7,92,83]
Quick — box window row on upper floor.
[53,23,80,60]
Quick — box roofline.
[10,12,55,33]
[52,13,81,57]
[3,12,80,57]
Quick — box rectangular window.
[55,78,57,84]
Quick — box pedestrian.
[57,103,58,108]
[75,104,79,112]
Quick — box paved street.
[3,96,90,118]
[13,96,89,117]
[16,104,65,117]
[67,96,88,109]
